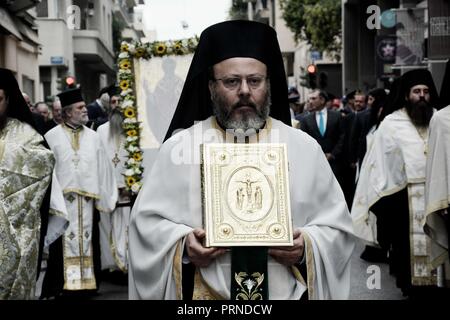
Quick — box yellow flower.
[126,176,136,186]
[120,43,129,52]
[135,48,145,58]
[127,129,138,137]
[120,59,131,70]
[173,42,182,52]
[124,107,136,118]
[120,80,130,91]
[155,43,166,55]
[133,153,143,162]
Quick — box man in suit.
[86,85,113,130]
[300,89,345,184]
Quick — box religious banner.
[117,39,198,193]
[395,8,426,66]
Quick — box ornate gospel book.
[201,143,293,247]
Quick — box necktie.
[319,111,325,136]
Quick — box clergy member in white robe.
[352,69,440,296]
[97,107,130,273]
[44,87,117,294]
[129,20,355,300]
[425,105,450,287]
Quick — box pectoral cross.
[72,155,80,168]
[112,153,120,167]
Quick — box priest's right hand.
[185,228,227,268]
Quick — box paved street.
[349,239,404,300]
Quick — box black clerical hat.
[399,69,440,108]
[164,20,291,141]
[58,88,84,108]
[0,67,35,130]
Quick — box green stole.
[221,123,270,300]
[230,247,268,300]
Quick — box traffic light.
[65,76,76,89]
[307,64,317,89]
[56,76,77,92]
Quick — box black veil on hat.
[164,20,291,141]
[0,67,35,130]
[379,77,402,122]
[57,87,84,108]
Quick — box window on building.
[36,0,49,18]
[22,76,35,104]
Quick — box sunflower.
[127,129,138,137]
[120,59,131,70]
[155,43,166,55]
[120,80,130,91]
[124,107,136,118]
[126,176,136,186]
[135,47,145,58]
[133,152,143,162]
[120,43,129,52]
[173,42,182,53]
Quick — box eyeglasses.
[213,75,267,90]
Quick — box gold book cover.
[201,143,293,247]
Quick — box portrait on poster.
[134,54,193,149]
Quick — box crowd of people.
[0,19,449,300]
[289,63,450,298]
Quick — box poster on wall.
[395,8,426,66]
[428,0,450,60]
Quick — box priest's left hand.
[268,229,304,266]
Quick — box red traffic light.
[307,64,317,74]
[65,76,76,86]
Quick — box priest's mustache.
[231,100,258,111]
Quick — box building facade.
[343,0,449,94]
[36,0,143,103]
[0,0,41,103]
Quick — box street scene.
[1,0,449,302]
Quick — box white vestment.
[425,105,450,285]
[45,124,118,290]
[352,108,437,286]
[128,116,355,300]
[97,122,130,272]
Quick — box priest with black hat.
[0,68,55,299]
[352,68,444,298]
[41,87,118,298]
[128,20,355,300]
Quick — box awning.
[0,7,23,40]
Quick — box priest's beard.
[109,108,124,141]
[405,97,434,128]
[211,88,271,132]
